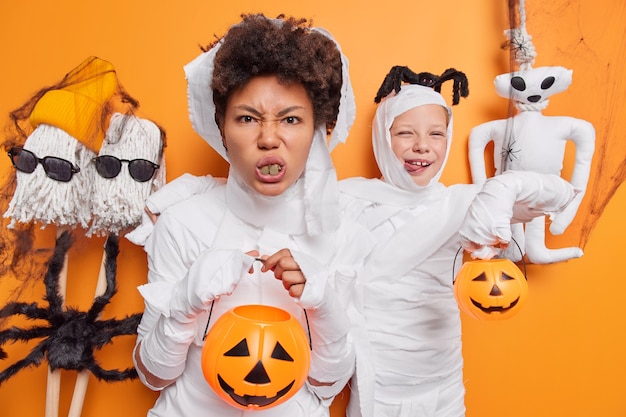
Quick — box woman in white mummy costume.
[129,13,372,417]
[338,66,578,417]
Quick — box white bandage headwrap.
[372,84,453,193]
[183,18,355,235]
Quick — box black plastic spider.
[501,137,522,163]
[501,32,533,63]
[374,65,469,105]
[0,230,142,383]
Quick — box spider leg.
[0,338,50,384]
[392,67,404,94]
[44,231,73,313]
[87,234,119,320]
[403,69,425,86]
[0,301,55,321]
[89,362,138,382]
[374,65,407,103]
[91,313,142,349]
[0,325,52,345]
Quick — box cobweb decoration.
[503,0,536,71]
[514,0,626,248]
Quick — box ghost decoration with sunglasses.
[1,56,165,417]
[5,57,165,234]
[88,112,165,237]
[7,127,163,235]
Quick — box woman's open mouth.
[259,163,283,176]
[256,157,286,183]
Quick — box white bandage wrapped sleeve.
[145,173,222,216]
[459,170,578,259]
[136,249,255,384]
[292,250,355,401]
[126,174,221,246]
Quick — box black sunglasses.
[93,155,159,183]
[8,147,80,182]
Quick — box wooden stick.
[67,244,109,417]
[45,366,62,417]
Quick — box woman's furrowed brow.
[232,105,306,118]
[276,106,307,117]
[233,105,262,116]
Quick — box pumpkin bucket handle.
[452,238,526,284]
[201,300,313,351]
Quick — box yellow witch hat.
[29,56,118,151]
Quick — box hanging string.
[501,0,542,172]
[505,0,536,71]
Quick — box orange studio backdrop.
[0,1,625,416]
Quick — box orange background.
[0,1,625,416]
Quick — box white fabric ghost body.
[4,124,96,229]
[468,66,595,264]
[132,20,373,417]
[338,85,577,417]
[89,113,165,237]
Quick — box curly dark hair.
[207,14,343,133]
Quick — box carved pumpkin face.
[201,305,310,410]
[454,259,528,320]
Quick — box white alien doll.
[468,65,595,264]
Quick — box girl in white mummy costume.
[338,66,578,417]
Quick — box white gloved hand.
[169,249,255,322]
[136,249,255,384]
[459,170,577,259]
[290,250,354,401]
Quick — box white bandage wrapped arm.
[134,301,197,390]
[145,173,222,215]
[293,251,354,401]
[126,174,221,246]
[134,248,255,388]
[459,170,578,259]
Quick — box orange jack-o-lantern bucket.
[454,257,528,321]
[201,304,311,410]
